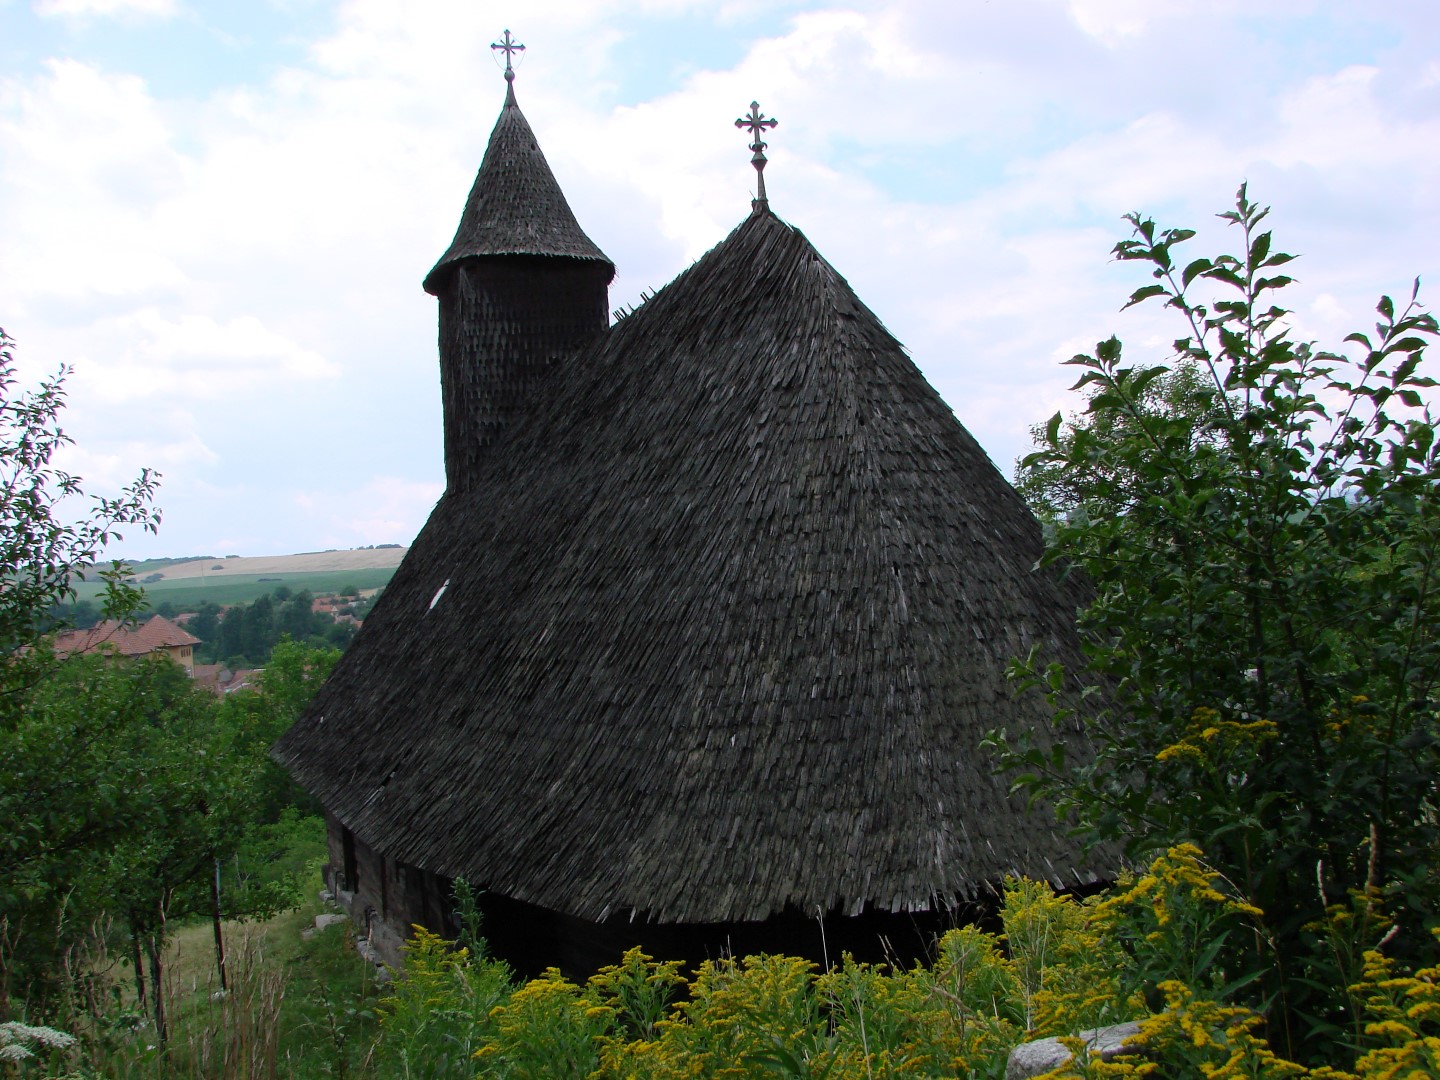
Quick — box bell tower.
[422,32,614,492]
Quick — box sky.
[2,0,1437,559]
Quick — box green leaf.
[1249,231,1271,266]
[1256,275,1294,292]
[1123,284,1168,310]
[1181,258,1214,288]
[1385,336,1428,356]
[1038,413,1063,451]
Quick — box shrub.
[375,926,509,1079]
[995,186,1440,1062]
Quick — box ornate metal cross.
[492,29,525,84]
[735,101,779,209]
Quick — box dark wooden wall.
[435,256,611,493]
[323,813,1003,978]
[324,814,457,967]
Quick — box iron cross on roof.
[492,29,525,97]
[735,101,778,210]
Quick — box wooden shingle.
[274,202,1117,927]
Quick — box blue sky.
[2,0,1437,558]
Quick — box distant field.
[122,548,406,580]
[72,548,406,610]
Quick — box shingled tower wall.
[422,83,614,492]
[430,258,610,490]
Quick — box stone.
[314,913,347,932]
[355,937,392,982]
[1006,1020,1146,1080]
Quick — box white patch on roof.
[428,579,450,612]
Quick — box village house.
[274,41,1119,976]
[52,613,202,675]
[192,663,259,697]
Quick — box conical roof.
[423,87,612,294]
[276,208,1115,924]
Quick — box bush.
[363,848,1439,1077]
[994,186,1440,1061]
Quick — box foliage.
[360,849,1430,1078]
[1090,844,1264,1008]
[217,638,341,823]
[1,649,328,1025]
[0,1020,78,1073]
[0,326,160,657]
[0,652,229,1011]
[374,926,510,1079]
[0,326,168,1017]
[183,586,361,666]
[995,187,1440,1060]
[15,897,382,1079]
[0,327,339,1063]
[221,810,328,924]
[1052,981,1310,1080]
[1014,358,1224,524]
[7,849,1438,1078]
[1341,927,1440,1079]
[476,968,611,1079]
[203,588,355,667]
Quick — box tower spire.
[734,101,779,212]
[425,34,612,492]
[492,29,525,105]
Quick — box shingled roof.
[423,87,612,293]
[274,205,1113,925]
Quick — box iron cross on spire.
[492,29,525,101]
[735,101,778,210]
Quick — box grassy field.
[72,567,398,610]
[83,880,386,1078]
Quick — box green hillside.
[71,566,398,610]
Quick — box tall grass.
[11,893,382,1079]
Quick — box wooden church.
[273,39,1117,976]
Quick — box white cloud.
[0,60,190,309]
[1067,0,1161,42]
[4,0,1437,557]
[291,475,444,550]
[68,310,339,405]
[58,429,215,492]
[33,0,176,17]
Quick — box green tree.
[242,594,275,661]
[26,655,245,1038]
[186,599,221,648]
[0,327,161,1012]
[278,588,318,641]
[218,637,339,824]
[43,598,102,631]
[217,602,246,661]
[324,620,357,649]
[994,187,1440,1062]
[1014,358,1224,522]
[0,329,330,1035]
[0,327,158,655]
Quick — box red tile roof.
[52,614,201,658]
